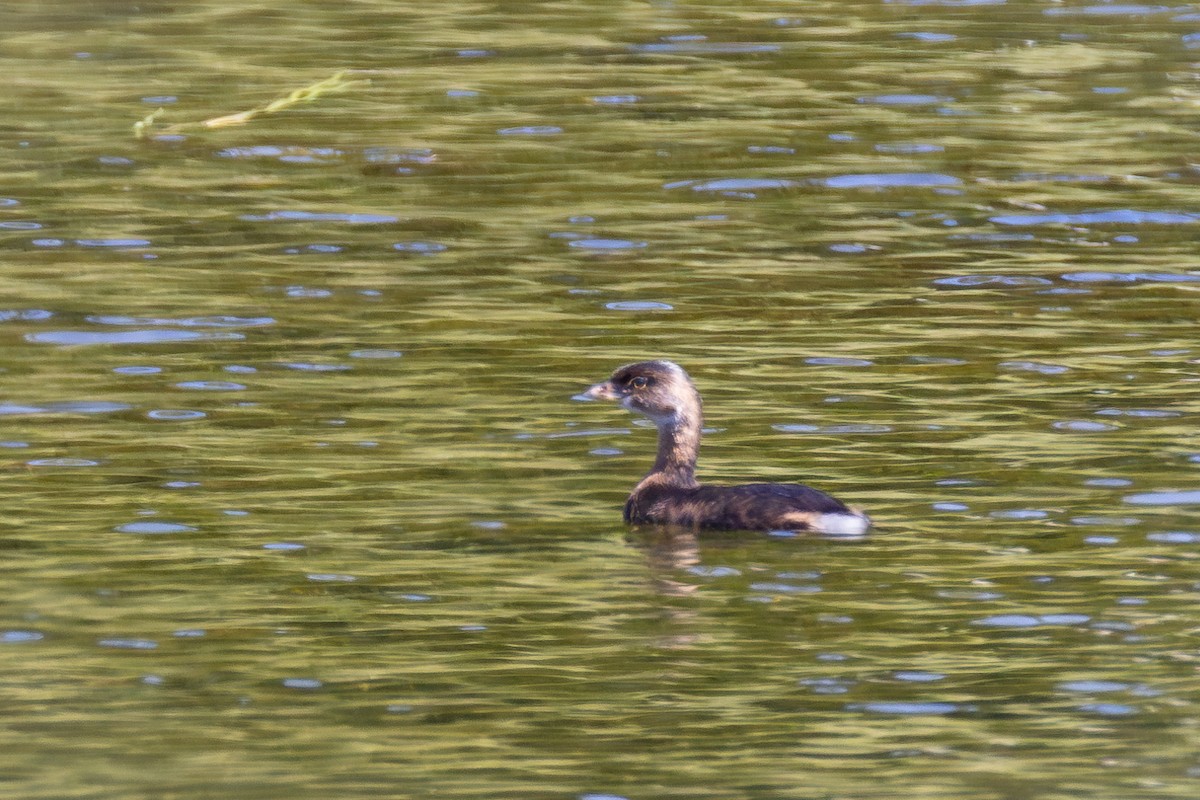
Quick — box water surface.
[3,2,1200,798]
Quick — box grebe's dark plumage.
[582,360,870,536]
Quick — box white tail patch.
[815,512,871,537]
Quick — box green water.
[3,1,1200,798]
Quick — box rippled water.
[3,1,1200,798]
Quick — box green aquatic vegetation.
[132,70,369,139]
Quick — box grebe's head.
[581,360,700,425]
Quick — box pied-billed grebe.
[581,360,870,536]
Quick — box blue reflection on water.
[847,701,964,715]
[0,401,129,415]
[630,41,780,54]
[933,275,1052,288]
[1125,490,1200,505]
[75,238,151,247]
[148,410,207,421]
[393,241,447,254]
[604,301,673,311]
[568,239,647,250]
[823,173,961,188]
[974,613,1091,627]
[666,178,798,192]
[27,330,244,345]
[175,381,246,391]
[497,126,563,136]
[896,32,959,41]
[0,309,53,322]
[1045,4,1172,16]
[1146,532,1200,543]
[241,210,399,224]
[98,638,158,650]
[90,315,274,327]
[1078,703,1136,716]
[1059,680,1129,693]
[116,521,197,534]
[857,94,954,105]
[992,209,1200,226]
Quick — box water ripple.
[896,32,959,42]
[1052,420,1117,432]
[1045,4,1173,16]
[217,146,344,163]
[393,241,447,254]
[88,315,275,327]
[285,286,333,298]
[1095,408,1180,418]
[175,381,246,391]
[749,582,821,594]
[805,357,875,367]
[666,178,798,193]
[1060,271,1200,283]
[98,638,158,650]
[349,349,404,359]
[999,360,1070,375]
[0,400,130,415]
[773,423,892,434]
[280,362,351,372]
[1077,702,1137,716]
[989,509,1048,520]
[686,566,741,578]
[0,309,53,322]
[973,613,1090,627]
[874,143,944,154]
[933,275,1052,288]
[800,677,854,694]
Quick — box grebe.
[581,360,870,536]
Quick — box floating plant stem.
[132,107,164,139]
[133,70,370,138]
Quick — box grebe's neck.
[649,408,702,487]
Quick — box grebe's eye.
[630,376,649,390]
